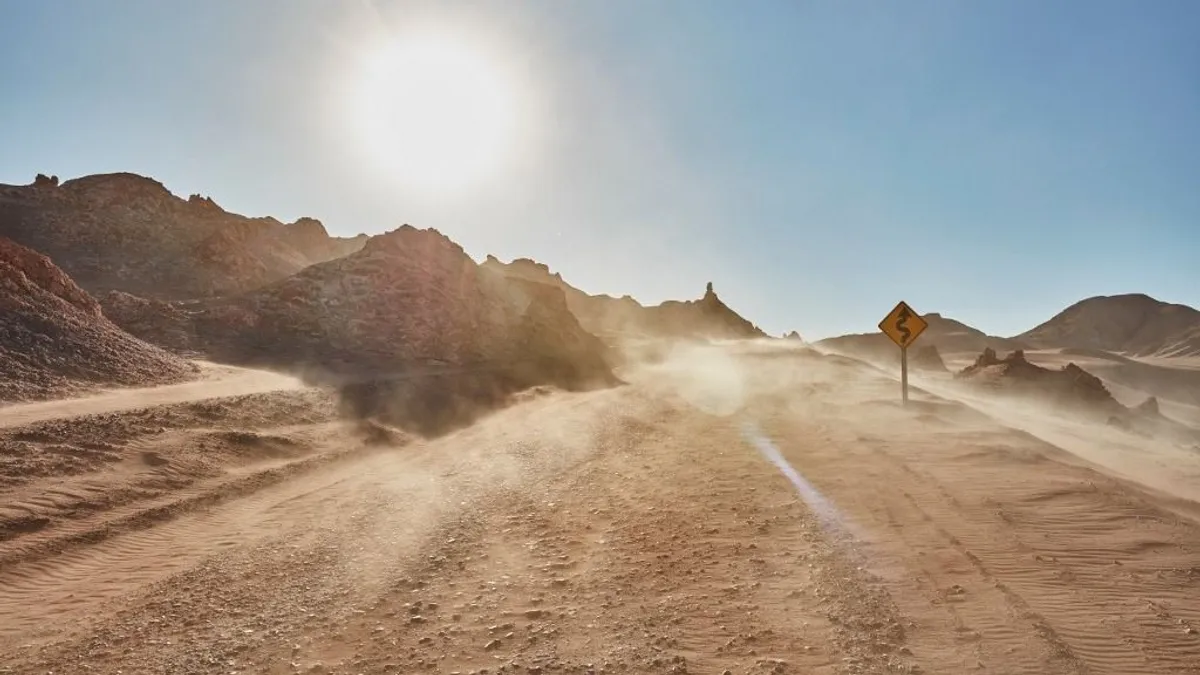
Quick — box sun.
[348,30,520,194]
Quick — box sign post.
[878,300,928,406]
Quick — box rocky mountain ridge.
[0,172,367,300]
[104,225,617,400]
[481,256,766,342]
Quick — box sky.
[2,0,1198,340]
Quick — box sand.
[1,343,1198,674]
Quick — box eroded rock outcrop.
[0,238,197,402]
[482,256,766,342]
[1136,396,1160,416]
[955,348,1120,412]
[107,226,618,428]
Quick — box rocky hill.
[955,348,1122,414]
[818,312,1024,366]
[1018,293,1200,357]
[956,348,1200,440]
[105,226,617,420]
[0,237,197,402]
[0,173,367,300]
[481,256,765,342]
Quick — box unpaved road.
[2,345,1200,674]
[0,361,303,429]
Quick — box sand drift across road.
[2,344,1199,674]
[0,362,304,429]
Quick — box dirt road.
[0,361,304,429]
[2,345,1199,674]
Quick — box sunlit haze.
[2,0,1197,338]
[346,27,524,193]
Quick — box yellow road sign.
[878,300,928,349]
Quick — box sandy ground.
[2,344,1199,674]
[0,361,304,430]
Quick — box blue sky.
[2,0,1197,339]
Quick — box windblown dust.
[2,342,1199,674]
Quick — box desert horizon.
[3,2,1199,674]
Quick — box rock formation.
[0,237,197,402]
[0,172,367,299]
[100,291,197,354]
[955,348,1121,413]
[107,226,617,408]
[1136,396,1160,416]
[481,256,766,342]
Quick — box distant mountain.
[0,172,366,300]
[1017,294,1200,358]
[817,312,1024,365]
[481,256,766,341]
[0,237,196,402]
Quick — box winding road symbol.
[896,306,913,345]
[878,301,928,349]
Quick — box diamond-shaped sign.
[878,301,928,349]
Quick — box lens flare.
[742,421,850,537]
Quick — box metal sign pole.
[878,300,927,407]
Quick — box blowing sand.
[1,343,1198,674]
[0,361,304,429]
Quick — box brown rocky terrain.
[948,348,1198,443]
[954,348,1123,414]
[482,256,766,342]
[105,226,617,428]
[818,312,1025,368]
[0,172,367,300]
[6,168,1200,675]
[0,237,197,402]
[1019,293,1200,357]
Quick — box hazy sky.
[2,0,1197,340]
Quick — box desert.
[2,173,1199,674]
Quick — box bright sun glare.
[350,30,519,194]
